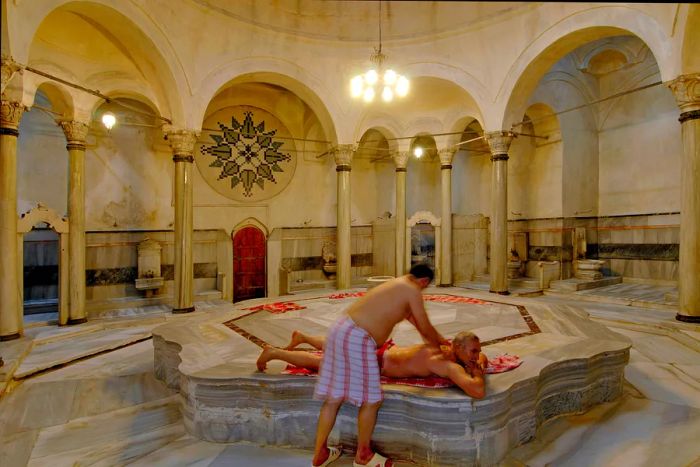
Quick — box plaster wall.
[597,73,680,216]
[17,92,69,217]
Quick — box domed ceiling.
[191,0,537,42]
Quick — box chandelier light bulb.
[396,76,410,97]
[363,87,375,102]
[381,86,393,102]
[414,147,423,158]
[384,69,397,85]
[365,69,379,86]
[102,112,116,130]
[350,75,364,97]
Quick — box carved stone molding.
[393,151,410,169]
[333,144,355,167]
[485,131,515,156]
[1,56,23,95]
[167,129,199,157]
[0,99,24,130]
[59,121,89,146]
[668,74,700,113]
[438,148,456,166]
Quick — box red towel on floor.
[246,302,306,314]
[281,354,522,386]
[423,295,488,305]
[328,292,366,299]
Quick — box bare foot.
[284,330,304,350]
[256,346,275,372]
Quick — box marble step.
[549,276,623,292]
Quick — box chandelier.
[350,1,409,103]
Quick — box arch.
[193,60,340,144]
[17,204,70,325]
[400,62,489,121]
[18,204,69,234]
[232,224,267,303]
[353,116,402,151]
[8,0,187,125]
[446,115,482,148]
[32,81,74,119]
[496,6,675,130]
[232,217,269,238]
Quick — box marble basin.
[152,288,630,466]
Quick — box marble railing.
[152,293,630,466]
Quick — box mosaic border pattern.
[223,294,541,349]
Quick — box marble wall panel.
[453,214,488,282]
[372,219,395,276]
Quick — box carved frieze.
[393,150,410,169]
[167,128,199,157]
[333,144,355,168]
[668,73,700,114]
[485,131,515,157]
[59,120,89,146]
[438,148,456,166]
[1,55,23,95]
[0,99,24,130]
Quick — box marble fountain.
[152,287,631,466]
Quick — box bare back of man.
[347,276,445,348]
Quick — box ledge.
[152,289,630,466]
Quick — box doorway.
[232,226,267,303]
[23,226,59,324]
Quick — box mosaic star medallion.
[196,106,297,202]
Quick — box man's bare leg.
[285,330,326,351]
[312,400,342,466]
[354,402,392,466]
[256,346,323,372]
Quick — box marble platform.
[549,276,622,292]
[152,288,631,466]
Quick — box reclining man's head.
[452,331,481,365]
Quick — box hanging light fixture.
[350,1,409,103]
[102,112,116,130]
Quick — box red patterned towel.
[246,302,306,314]
[424,295,488,305]
[328,292,366,299]
[282,354,522,386]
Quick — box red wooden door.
[233,226,267,303]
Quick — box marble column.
[485,131,514,295]
[668,74,700,322]
[60,121,90,324]
[0,99,23,340]
[394,151,409,276]
[334,144,354,289]
[439,148,456,286]
[168,130,199,313]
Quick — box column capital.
[59,120,89,149]
[438,148,457,166]
[667,73,700,115]
[1,55,23,95]
[393,150,410,170]
[485,131,515,159]
[332,144,355,168]
[166,128,199,159]
[0,99,24,131]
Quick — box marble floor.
[1,289,699,466]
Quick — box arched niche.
[17,204,69,325]
[406,211,441,285]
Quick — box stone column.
[668,74,700,322]
[394,151,409,276]
[439,148,456,286]
[168,129,199,313]
[0,99,23,340]
[60,120,90,324]
[334,144,354,289]
[485,131,514,295]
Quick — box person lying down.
[256,329,487,399]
